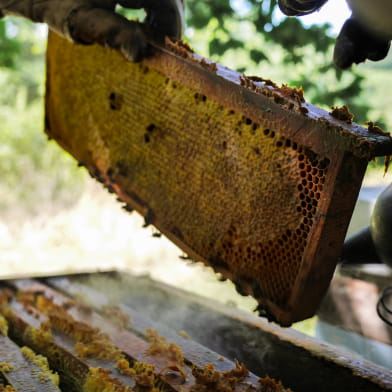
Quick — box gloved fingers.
[118,0,184,41]
[67,7,149,61]
[278,0,328,16]
[333,17,391,69]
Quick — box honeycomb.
[45,33,391,325]
[219,134,330,307]
[0,284,291,392]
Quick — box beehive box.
[2,272,391,392]
[1,276,288,392]
[45,32,392,326]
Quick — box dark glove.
[370,183,392,268]
[278,0,391,68]
[0,0,184,61]
[333,17,390,69]
[278,0,328,16]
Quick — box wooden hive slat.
[45,32,392,326]
[0,279,289,392]
[45,272,392,392]
[0,334,61,391]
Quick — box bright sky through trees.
[289,0,351,34]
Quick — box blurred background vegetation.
[0,19,85,218]
[0,0,391,335]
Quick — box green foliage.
[0,20,21,68]
[0,18,87,215]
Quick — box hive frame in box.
[45,32,392,326]
[3,272,391,392]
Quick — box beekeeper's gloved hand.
[0,0,184,61]
[278,0,392,69]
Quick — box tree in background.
[0,18,86,215]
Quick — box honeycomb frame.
[45,33,392,326]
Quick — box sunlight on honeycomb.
[218,130,330,305]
